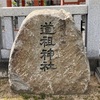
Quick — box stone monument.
[9,9,90,94]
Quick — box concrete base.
[0,62,8,78]
[95,67,100,83]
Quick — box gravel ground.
[0,75,100,100]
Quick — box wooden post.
[34,0,39,6]
[7,0,12,7]
[86,0,100,58]
[41,0,44,6]
[22,0,25,6]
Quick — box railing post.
[74,15,81,31]
[86,0,100,58]
[3,17,14,49]
[34,0,39,6]
[0,17,14,59]
[0,17,2,60]
[6,0,12,7]
[22,0,25,6]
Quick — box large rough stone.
[9,9,90,94]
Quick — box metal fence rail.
[0,5,87,59]
[0,5,87,16]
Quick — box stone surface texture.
[9,9,90,94]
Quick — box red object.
[79,0,85,2]
[34,0,44,6]
[61,0,85,5]
[22,0,25,6]
[40,0,44,6]
[34,0,39,6]
[7,0,12,7]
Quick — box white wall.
[0,0,7,7]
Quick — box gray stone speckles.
[9,9,90,94]
[9,72,31,92]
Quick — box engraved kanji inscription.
[40,22,54,34]
[40,36,55,47]
[40,61,56,71]
[40,48,54,60]
[40,22,56,71]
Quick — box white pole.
[4,17,14,49]
[0,17,2,59]
[86,0,100,58]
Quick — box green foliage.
[12,1,17,6]
[33,95,39,100]
[21,93,31,100]
[40,93,46,99]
